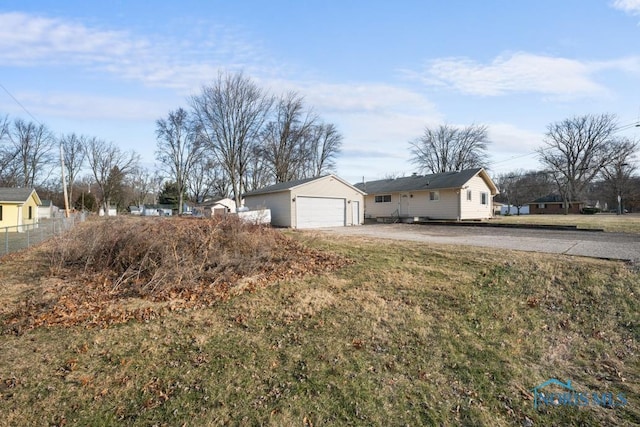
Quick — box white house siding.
[416,190,460,220]
[363,193,400,218]
[244,192,292,227]
[459,175,494,220]
[290,176,364,227]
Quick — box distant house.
[528,194,584,214]
[99,205,118,216]
[355,168,499,221]
[140,204,173,216]
[38,200,60,219]
[0,188,42,231]
[500,205,530,215]
[193,198,238,218]
[244,175,365,228]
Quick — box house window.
[538,203,546,209]
[480,192,488,205]
[375,195,391,203]
[429,191,439,201]
[28,206,32,219]
[466,190,472,201]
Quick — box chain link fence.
[1,213,86,256]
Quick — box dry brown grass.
[0,224,638,426]
[2,216,350,331]
[492,212,640,233]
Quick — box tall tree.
[155,108,205,214]
[307,122,343,178]
[496,170,553,215]
[260,92,317,182]
[127,167,158,206]
[84,138,139,215]
[538,113,617,213]
[0,114,16,185]
[191,71,273,207]
[600,137,638,214]
[8,118,56,187]
[59,133,87,209]
[409,124,490,174]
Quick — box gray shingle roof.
[354,168,485,193]
[244,176,323,196]
[244,175,365,197]
[0,187,37,203]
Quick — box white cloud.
[410,52,608,98]
[611,0,640,14]
[0,90,172,121]
[0,12,266,92]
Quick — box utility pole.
[60,143,70,218]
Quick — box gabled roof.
[355,168,498,195]
[244,175,366,197]
[0,187,42,205]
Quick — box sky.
[1,0,640,185]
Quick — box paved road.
[316,223,640,263]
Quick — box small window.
[375,195,391,203]
[538,203,546,209]
[481,192,488,205]
[466,190,472,201]
[429,191,439,201]
[28,206,32,219]
[0,205,3,221]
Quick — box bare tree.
[84,138,139,215]
[410,124,490,174]
[259,92,317,182]
[538,113,617,213]
[8,118,56,187]
[59,133,87,207]
[0,115,17,185]
[496,170,553,215]
[123,167,158,207]
[155,108,205,214]
[307,122,343,178]
[191,71,273,207]
[0,114,8,142]
[246,145,271,191]
[600,137,638,214]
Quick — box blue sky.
[1,0,640,184]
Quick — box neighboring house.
[140,204,173,216]
[38,200,60,219]
[193,198,238,218]
[244,175,366,229]
[529,194,584,214]
[355,168,498,221]
[0,188,42,231]
[98,205,118,216]
[500,205,530,215]
[128,206,142,215]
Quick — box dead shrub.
[4,216,351,330]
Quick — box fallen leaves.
[3,217,352,332]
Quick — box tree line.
[409,113,639,214]
[0,71,342,214]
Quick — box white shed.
[243,175,366,229]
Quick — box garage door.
[296,196,345,228]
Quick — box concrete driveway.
[316,223,640,263]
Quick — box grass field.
[0,223,638,426]
[491,213,640,234]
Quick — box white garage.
[243,175,366,229]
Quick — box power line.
[0,82,43,126]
